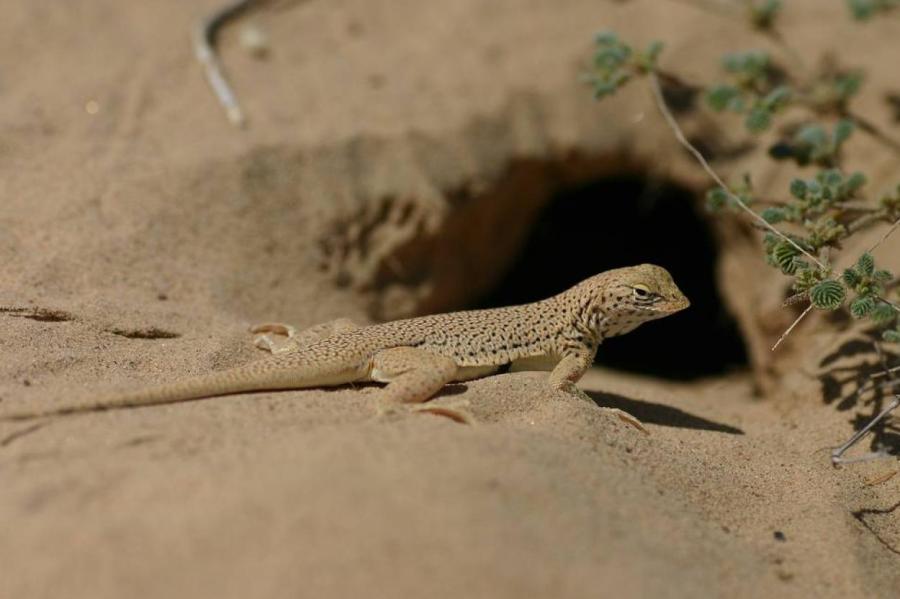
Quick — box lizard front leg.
[548,348,647,434]
[547,348,596,398]
[370,347,472,424]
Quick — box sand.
[1,1,899,597]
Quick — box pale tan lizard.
[1,264,689,428]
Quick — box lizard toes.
[412,398,475,425]
[376,398,475,425]
[600,407,649,435]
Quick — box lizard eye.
[632,284,651,301]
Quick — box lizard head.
[584,264,690,338]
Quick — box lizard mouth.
[659,296,690,314]
[672,296,691,312]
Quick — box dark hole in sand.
[474,175,748,381]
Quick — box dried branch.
[193,0,257,127]
[647,72,825,269]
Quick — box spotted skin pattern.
[2,264,689,425]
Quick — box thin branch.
[648,72,825,269]
[867,215,900,254]
[761,27,807,76]
[772,303,815,351]
[193,0,257,127]
[843,108,900,157]
[846,377,900,407]
[832,396,900,466]
[663,0,735,18]
[847,209,889,235]
[832,340,900,466]
[655,69,703,93]
[782,291,809,307]
[875,293,900,316]
[871,364,900,379]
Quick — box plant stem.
[843,109,900,157]
[772,303,814,351]
[648,72,825,269]
[831,396,899,466]
[867,215,900,253]
[847,210,889,235]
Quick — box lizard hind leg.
[250,318,360,354]
[370,347,472,424]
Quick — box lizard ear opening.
[472,174,747,381]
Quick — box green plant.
[846,0,900,20]
[584,14,900,348]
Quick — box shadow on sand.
[817,328,900,456]
[586,390,744,435]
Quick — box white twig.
[872,364,900,379]
[831,395,900,467]
[193,0,256,127]
[843,369,899,402]
[647,73,825,269]
[771,303,814,351]
[832,341,900,466]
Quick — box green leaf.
[789,179,807,199]
[833,119,855,144]
[874,269,894,282]
[847,0,879,19]
[728,96,746,112]
[745,107,771,132]
[750,0,782,29]
[850,296,876,318]
[723,50,769,75]
[821,169,843,187]
[834,71,863,100]
[871,303,897,324]
[857,252,875,275]
[791,258,810,272]
[772,241,801,273]
[842,267,862,288]
[706,187,729,211]
[642,41,664,69]
[592,83,617,98]
[611,72,630,87]
[594,31,619,45]
[883,329,900,344]
[706,85,740,111]
[761,207,787,223]
[845,172,867,192]
[762,85,792,109]
[797,124,827,147]
[810,280,846,310]
[847,0,900,21]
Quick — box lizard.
[0,264,689,429]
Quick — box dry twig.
[193,0,257,126]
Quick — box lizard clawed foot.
[251,319,361,354]
[557,383,648,434]
[561,384,597,405]
[599,407,648,435]
[412,398,475,425]
[249,322,298,354]
[377,398,475,425]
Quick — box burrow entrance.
[474,175,748,381]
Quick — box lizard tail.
[0,356,361,421]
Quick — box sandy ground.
[1,1,899,597]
